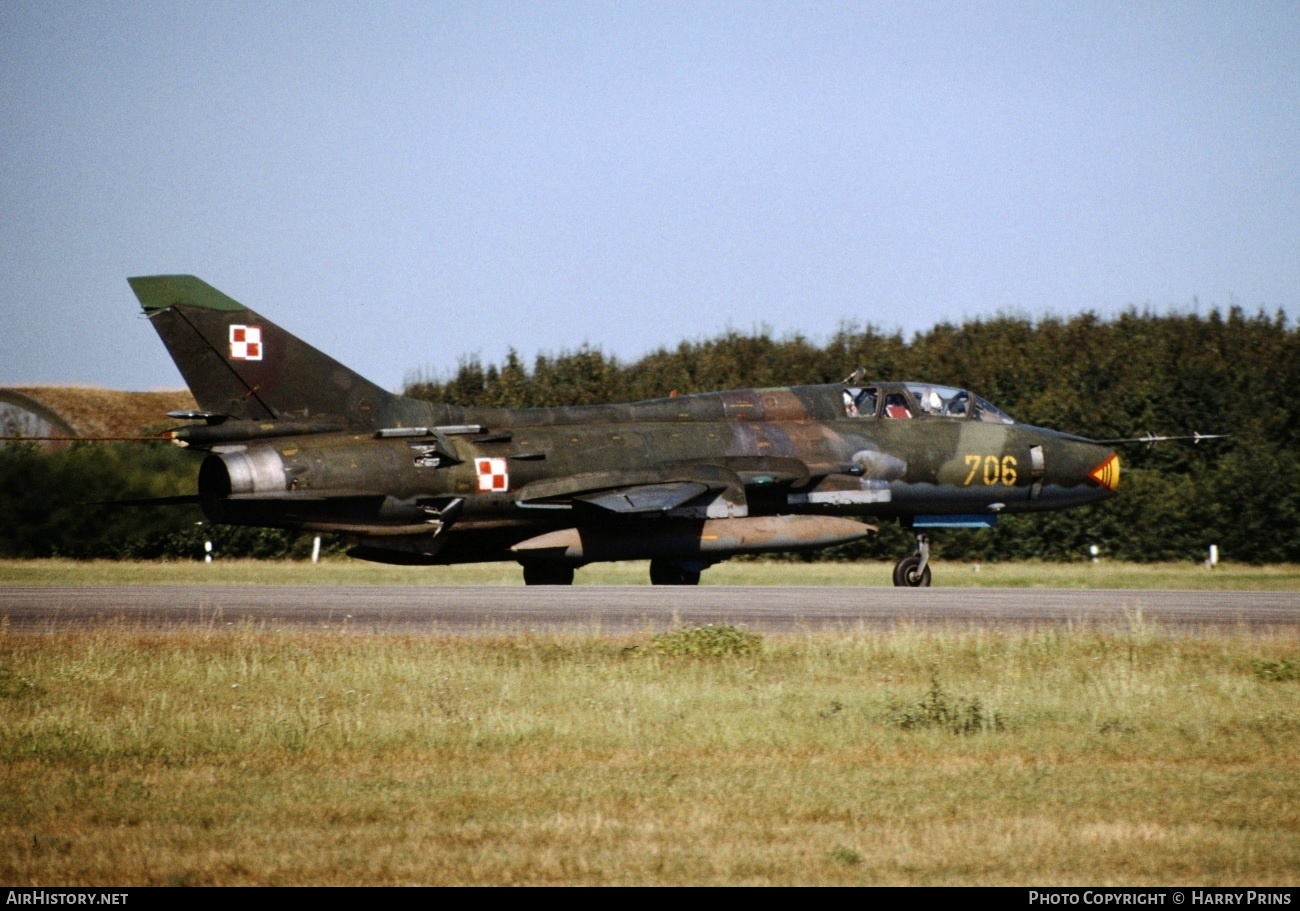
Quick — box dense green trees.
[0,442,197,558]
[3,307,1293,562]
[407,307,1299,564]
[0,442,318,560]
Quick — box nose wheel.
[892,533,931,587]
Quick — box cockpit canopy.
[841,383,1014,424]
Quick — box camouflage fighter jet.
[127,275,1120,586]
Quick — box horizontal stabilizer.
[91,494,202,507]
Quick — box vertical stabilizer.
[128,275,394,427]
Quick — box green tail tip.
[127,275,247,313]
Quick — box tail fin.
[128,275,394,427]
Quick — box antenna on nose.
[1092,431,1229,449]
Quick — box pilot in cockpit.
[843,387,877,418]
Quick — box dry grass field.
[1,614,1297,885]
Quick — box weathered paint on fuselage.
[465,388,1111,514]
[128,276,1117,574]
[208,381,1116,561]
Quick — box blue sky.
[3,1,1297,393]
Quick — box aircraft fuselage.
[129,275,1118,585]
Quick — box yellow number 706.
[963,454,1018,486]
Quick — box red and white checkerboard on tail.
[476,457,509,492]
[229,325,263,361]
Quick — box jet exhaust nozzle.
[197,447,287,521]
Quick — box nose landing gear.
[892,533,931,587]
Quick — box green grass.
[1,622,1297,885]
[3,557,1299,588]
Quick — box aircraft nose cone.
[1031,439,1121,510]
[1087,451,1121,493]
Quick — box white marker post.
[204,540,213,564]
[312,535,322,565]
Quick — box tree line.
[3,306,1295,562]
[406,306,1299,564]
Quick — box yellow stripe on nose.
[1088,452,1121,492]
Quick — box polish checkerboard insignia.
[229,325,263,361]
[476,457,509,492]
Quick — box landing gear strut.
[522,562,575,586]
[892,533,931,587]
[649,559,702,586]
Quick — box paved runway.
[1,585,1296,634]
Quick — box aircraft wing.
[515,457,827,517]
[517,464,744,515]
[572,482,712,514]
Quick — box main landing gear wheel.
[892,532,932,587]
[522,563,575,586]
[649,559,701,586]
